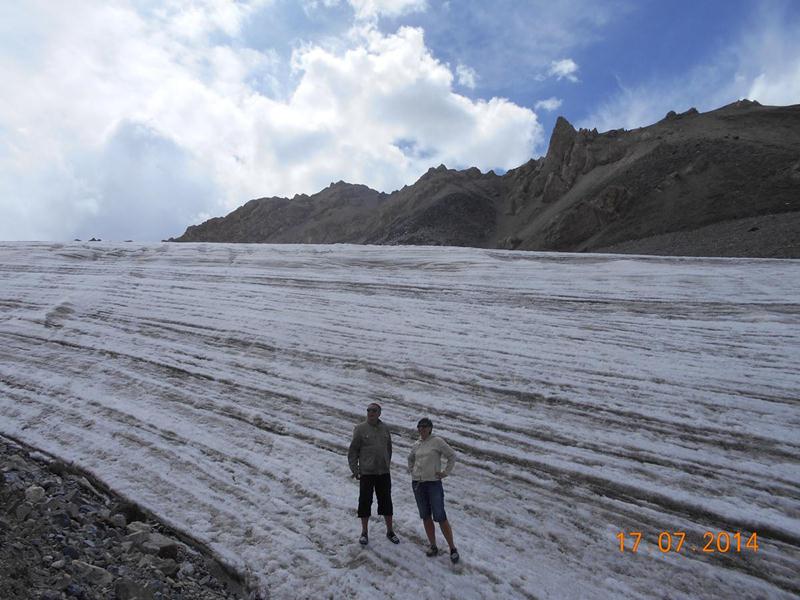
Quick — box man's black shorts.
[358,473,393,517]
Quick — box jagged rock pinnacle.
[547,117,577,158]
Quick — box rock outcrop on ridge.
[171,100,800,258]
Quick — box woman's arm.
[438,438,456,477]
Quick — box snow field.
[0,242,798,599]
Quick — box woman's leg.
[429,481,455,550]
[438,519,456,550]
[423,517,436,546]
[413,482,437,547]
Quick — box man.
[347,402,400,546]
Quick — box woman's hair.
[417,417,433,429]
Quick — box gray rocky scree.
[0,436,266,600]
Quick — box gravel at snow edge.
[0,434,266,600]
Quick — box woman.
[407,417,459,563]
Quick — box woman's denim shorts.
[412,480,447,522]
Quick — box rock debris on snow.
[0,437,264,600]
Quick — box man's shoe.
[386,530,400,544]
[359,533,368,546]
[425,545,439,557]
[450,548,460,564]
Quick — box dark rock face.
[171,101,800,258]
[0,436,264,600]
[178,182,385,244]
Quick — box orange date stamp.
[617,531,759,554]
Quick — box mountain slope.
[171,100,800,257]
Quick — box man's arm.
[386,426,392,462]
[347,427,361,477]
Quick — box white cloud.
[749,66,800,105]
[579,83,688,133]
[456,63,477,89]
[0,1,540,241]
[152,0,270,40]
[579,7,800,133]
[348,0,427,21]
[302,0,341,14]
[285,25,540,188]
[415,1,631,94]
[535,97,563,112]
[548,58,579,82]
[743,23,800,106]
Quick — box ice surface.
[0,242,798,599]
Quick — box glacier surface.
[1,242,798,599]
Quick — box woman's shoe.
[359,533,368,546]
[425,545,439,557]
[450,548,460,564]
[386,530,400,544]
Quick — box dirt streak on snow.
[0,242,798,599]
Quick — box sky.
[1,0,799,242]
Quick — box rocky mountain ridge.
[172,100,800,257]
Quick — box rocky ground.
[0,435,264,600]
[595,211,800,258]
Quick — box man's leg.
[375,473,397,538]
[358,475,376,536]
